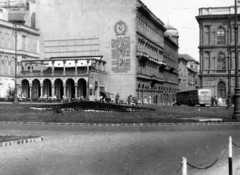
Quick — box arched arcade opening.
[78,78,87,98]
[22,79,30,98]
[43,79,52,97]
[32,79,40,98]
[55,79,63,99]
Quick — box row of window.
[0,56,15,75]
[0,32,38,53]
[137,83,178,92]
[137,38,162,61]
[203,52,227,70]
[137,16,163,43]
[203,26,226,45]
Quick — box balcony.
[199,6,240,16]
[137,51,150,62]
[20,70,91,77]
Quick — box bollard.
[182,157,187,175]
[229,136,233,175]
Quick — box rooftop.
[179,54,198,63]
[198,6,240,16]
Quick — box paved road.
[0,123,240,175]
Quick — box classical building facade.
[196,5,240,104]
[0,3,39,98]
[0,0,179,105]
[163,24,179,104]
[178,54,199,91]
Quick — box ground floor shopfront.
[136,76,178,105]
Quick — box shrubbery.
[32,101,155,112]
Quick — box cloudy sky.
[141,0,235,61]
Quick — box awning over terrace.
[20,56,105,71]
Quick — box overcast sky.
[141,0,235,61]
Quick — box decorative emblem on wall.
[114,20,127,35]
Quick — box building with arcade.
[0,0,179,105]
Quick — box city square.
[1,122,240,175]
[1,0,240,175]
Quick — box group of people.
[211,96,218,106]
[115,93,139,106]
[127,95,139,106]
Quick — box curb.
[1,121,240,127]
[0,136,43,147]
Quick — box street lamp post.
[233,0,240,119]
[227,53,232,108]
[227,21,232,108]
[13,23,18,104]
[87,61,95,100]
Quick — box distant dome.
[164,24,179,37]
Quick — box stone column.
[40,85,43,97]
[209,51,211,71]
[209,25,211,45]
[8,61,11,75]
[29,85,32,99]
[17,62,20,75]
[75,60,78,75]
[1,59,3,74]
[63,61,66,75]
[199,25,203,46]
[95,61,98,70]
[86,80,89,100]
[63,84,66,98]
[40,61,43,75]
[87,61,90,74]
[52,85,55,97]
[200,51,203,74]
[75,84,78,98]
[51,60,55,75]
[29,64,32,73]
[100,61,103,71]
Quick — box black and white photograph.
[0,0,240,174]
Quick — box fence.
[175,136,240,175]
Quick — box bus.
[175,89,211,106]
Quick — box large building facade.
[196,5,240,104]
[0,0,179,104]
[178,54,199,91]
[0,3,39,98]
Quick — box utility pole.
[13,23,18,104]
[233,0,240,119]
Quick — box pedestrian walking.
[115,93,119,104]
[211,96,214,107]
[214,96,218,106]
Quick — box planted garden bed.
[30,101,155,113]
[0,103,234,123]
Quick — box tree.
[6,86,15,100]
